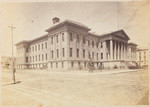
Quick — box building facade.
[136,49,149,67]
[15,17,138,70]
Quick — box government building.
[15,17,138,70]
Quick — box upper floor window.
[57,49,59,58]
[30,57,32,62]
[52,50,53,59]
[42,54,44,61]
[96,42,99,48]
[33,56,34,62]
[36,55,37,62]
[88,40,90,46]
[26,57,28,63]
[83,36,85,44]
[33,46,34,52]
[51,37,53,44]
[83,49,85,58]
[45,42,47,49]
[38,45,40,50]
[77,34,79,42]
[45,53,47,60]
[92,52,94,60]
[62,48,65,57]
[101,42,103,48]
[97,53,98,60]
[70,48,72,57]
[92,41,94,47]
[39,55,40,61]
[101,53,103,59]
[70,32,72,41]
[35,46,37,51]
[42,43,43,50]
[77,49,79,57]
[62,33,64,41]
[56,35,58,43]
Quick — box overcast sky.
[1,1,149,56]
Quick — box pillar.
[110,40,113,60]
[114,40,116,60]
[103,41,107,60]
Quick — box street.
[1,69,149,106]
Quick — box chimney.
[52,17,60,24]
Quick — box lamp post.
[8,25,16,83]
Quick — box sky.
[0,1,149,56]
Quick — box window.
[36,55,37,62]
[101,42,103,48]
[83,49,85,58]
[71,62,74,68]
[62,33,64,41]
[45,42,47,49]
[83,36,85,44]
[62,62,64,68]
[26,57,28,63]
[51,37,53,44]
[42,54,44,61]
[38,45,40,50]
[35,46,37,51]
[30,57,32,62]
[88,52,91,59]
[56,35,58,43]
[84,62,86,67]
[56,62,58,68]
[88,40,90,46]
[62,48,65,57]
[101,53,103,59]
[39,55,40,61]
[45,53,47,60]
[42,44,43,50]
[78,62,80,67]
[77,34,79,42]
[92,52,94,60]
[77,49,79,57]
[70,48,72,57]
[96,42,99,48]
[52,50,53,59]
[70,32,72,41]
[57,49,59,58]
[33,56,34,62]
[97,53,98,60]
[26,48,29,53]
[92,41,94,47]
[51,63,53,68]
[33,46,34,52]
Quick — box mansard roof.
[45,19,91,32]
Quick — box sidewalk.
[14,68,141,76]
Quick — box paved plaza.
[1,69,149,106]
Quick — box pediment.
[112,30,130,40]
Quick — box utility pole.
[8,25,16,83]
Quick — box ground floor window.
[51,63,53,68]
[84,62,86,67]
[62,62,64,68]
[78,62,80,67]
[56,62,58,68]
[71,62,74,68]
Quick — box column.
[118,41,120,60]
[110,40,113,60]
[116,41,118,60]
[121,42,123,60]
[103,41,107,60]
[114,40,116,60]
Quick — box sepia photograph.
[0,0,149,106]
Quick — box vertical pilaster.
[114,40,116,60]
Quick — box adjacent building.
[15,17,138,70]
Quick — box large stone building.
[15,17,138,70]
